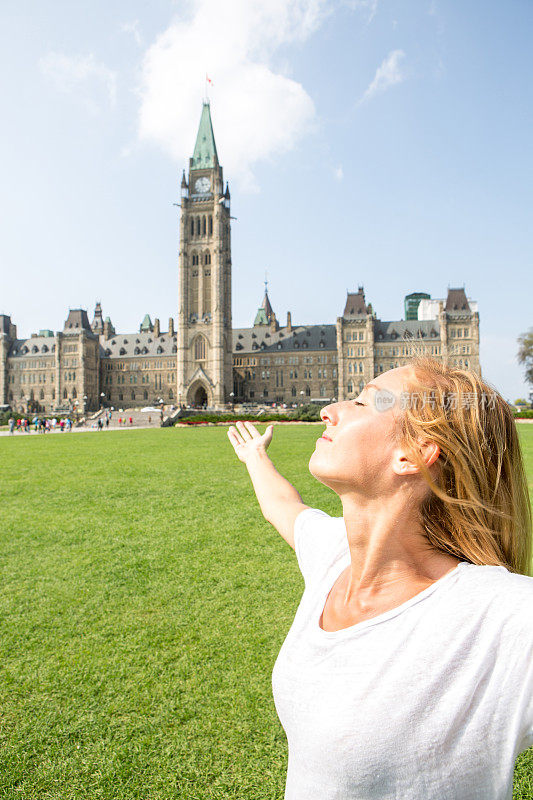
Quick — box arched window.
[72,388,77,399]
[320,385,326,397]
[169,389,174,399]
[202,216,206,235]
[196,217,201,236]
[190,219,194,236]
[194,336,206,360]
[131,391,135,400]
[359,362,364,373]
[263,388,268,398]
[347,382,353,394]
[63,388,68,399]
[291,386,296,397]
[305,386,311,397]
[204,251,211,265]
[348,363,352,374]
[40,389,44,399]
[209,215,213,235]
[143,390,148,400]
[30,390,34,400]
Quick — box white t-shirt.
[272,508,533,800]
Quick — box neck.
[339,488,459,603]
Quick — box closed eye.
[353,401,365,406]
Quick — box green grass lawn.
[1,424,532,799]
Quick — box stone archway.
[187,382,209,408]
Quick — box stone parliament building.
[0,102,480,416]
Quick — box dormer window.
[105,348,111,356]
[111,340,116,345]
[134,347,140,355]
[119,347,126,355]
[157,346,163,354]
[277,343,282,350]
[172,345,177,353]
[238,334,243,339]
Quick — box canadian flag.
[206,73,213,85]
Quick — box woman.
[227,358,533,800]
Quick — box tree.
[517,328,533,386]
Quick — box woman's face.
[309,366,415,496]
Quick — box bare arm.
[227,421,308,549]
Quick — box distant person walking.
[8,417,15,434]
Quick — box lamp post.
[83,395,88,415]
[300,390,304,407]
[158,397,164,423]
[100,392,106,409]
[229,391,235,412]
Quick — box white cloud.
[121,19,143,47]
[137,0,328,191]
[360,49,406,103]
[334,165,344,180]
[344,0,378,24]
[39,52,117,111]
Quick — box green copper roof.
[192,102,218,169]
[140,314,153,332]
[254,307,269,326]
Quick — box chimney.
[154,318,160,337]
[286,311,292,332]
[270,312,279,333]
[169,317,175,336]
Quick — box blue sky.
[0,0,532,401]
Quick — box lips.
[320,433,332,442]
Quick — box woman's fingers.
[227,426,243,449]
[236,420,253,441]
[243,421,260,438]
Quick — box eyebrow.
[363,383,379,392]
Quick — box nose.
[320,402,337,424]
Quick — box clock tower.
[177,101,233,408]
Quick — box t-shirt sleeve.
[293,507,348,589]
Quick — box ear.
[392,441,440,477]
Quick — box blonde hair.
[398,357,532,575]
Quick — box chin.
[308,450,333,486]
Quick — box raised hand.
[227,420,274,464]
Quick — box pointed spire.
[254,283,275,326]
[181,170,188,188]
[192,102,218,169]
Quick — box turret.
[181,170,188,200]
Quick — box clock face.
[194,177,211,194]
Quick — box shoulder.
[294,508,347,588]
[456,563,533,629]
